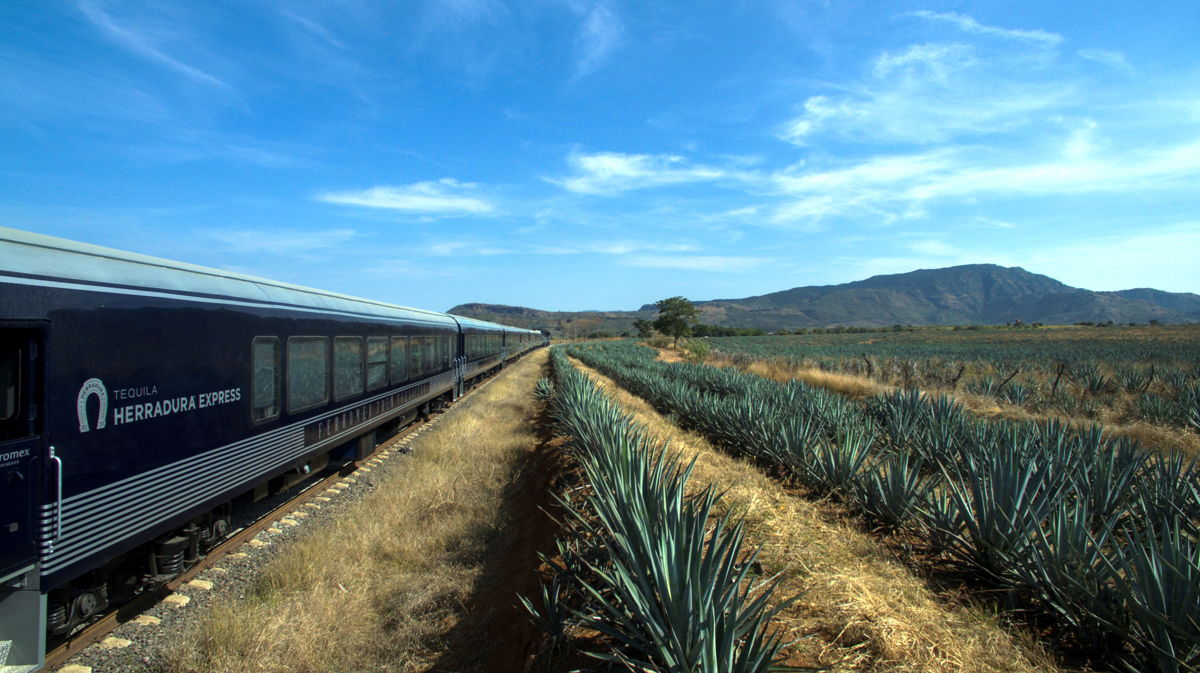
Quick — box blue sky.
[2,1,1198,311]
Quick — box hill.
[448,302,653,337]
[451,265,1200,334]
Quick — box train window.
[366,337,388,391]
[423,337,436,375]
[334,337,364,401]
[251,337,280,422]
[1,345,18,422]
[389,337,408,384]
[287,337,329,412]
[409,335,423,378]
[442,335,452,367]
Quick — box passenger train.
[0,227,545,671]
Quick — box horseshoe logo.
[77,378,108,433]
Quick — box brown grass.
[159,350,553,673]
[707,351,1200,458]
[570,356,1063,673]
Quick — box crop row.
[520,348,791,672]
[566,342,1200,672]
[708,336,1200,429]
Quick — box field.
[149,332,1199,673]
[704,326,1200,440]
[555,340,1199,673]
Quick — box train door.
[0,331,43,578]
[0,329,46,671]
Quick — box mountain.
[1112,288,1200,317]
[451,264,1199,334]
[448,302,652,336]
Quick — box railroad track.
[42,370,503,671]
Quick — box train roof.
[0,227,460,327]
[450,314,539,334]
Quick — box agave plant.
[1180,383,1200,432]
[934,445,1070,582]
[1001,382,1032,406]
[1104,517,1200,673]
[968,376,1001,397]
[1015,499,1126,654]
[534,376,554,401]
[1116,365,1153,394]
[562,340,1200,671]
[854,452,936,533]
[1072,363,1114,396]
[1138,394,1178,425]
[799,427,874,496]
[529,347,795,672]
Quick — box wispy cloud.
[207,228,358,256]
[572,1,623,81]
[780,11,1070,146]
[1077,48,1135,74]
[619,255,771,272]
[780,51,1065,145]
[425,241,512,256]
[316,179,496,215]
[531,240,698,256]
[551,151,734,194]
[909,11,1062,47]
[278,9,348,50]
[765,135,1200,226]
[75,1,226,87]
[421,238,698,258]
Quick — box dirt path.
[569,355,1061,673]
[428,393,571,673]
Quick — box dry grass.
[570,356,1063,673]
[160,350,552,673]
[707,351,1200,458]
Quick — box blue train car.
[0,228,541,671]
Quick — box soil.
[427,405,573,673]
[653,346,685,363]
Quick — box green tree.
[632,318,655,338]
[652,296,699,348]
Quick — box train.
[0,227,546,672]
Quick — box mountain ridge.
[451,264,1200,334]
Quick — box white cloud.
[208,228,358,255]
[619,255,770,272]
[872,43,975,81]
[1078,48,1135,74]
[551,152,730,194]
[975,217,1018,229]
[763,135,1200,226]
[907,138,1200,200]
[544,241,697,255]
[780,13,1067,146]
[75,1,225,87]
[424,240,511,256]
[909,239,960,257]
[909,11,1062,47]
[573,1,622,81]
[279,9,348,50]
[316,179,495,215]
[421,238,697,258]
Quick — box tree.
[632,318,655,338]
[652,296,699,348]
